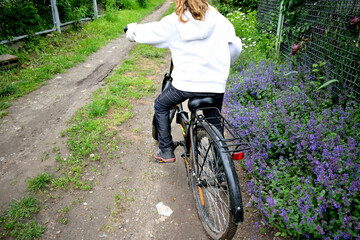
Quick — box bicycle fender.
[199,123,244,224]
[220,151,244,224]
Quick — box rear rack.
[194,107,250,154]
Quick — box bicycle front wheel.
[190,122,241,240]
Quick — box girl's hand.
[126,23,138,42]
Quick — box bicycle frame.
[161,60,250,225]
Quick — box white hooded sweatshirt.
[126,6,242,93]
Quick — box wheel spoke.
[191,125,239,239]
[197,136,230,232]
[205,186,227,232]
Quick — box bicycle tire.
[190,122,241,240]
[151,108,176,141]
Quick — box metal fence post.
[51,0,61,33]
[93,0,99,19]
[275,0,284,54]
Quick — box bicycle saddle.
[188,97,217,112]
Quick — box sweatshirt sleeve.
[129,14,175,49]
[228,36,242,66]
[224,20,242,66]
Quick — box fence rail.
[258,0,360,99]
[0,0,99,45]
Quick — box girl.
[126,0,242,163]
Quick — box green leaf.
[318,79,338,90]
[284,71,298,76]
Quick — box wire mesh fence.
[258,0,360,99]
[257,0,280,34]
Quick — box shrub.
[226,10,276,68]
[0,1,50,40]
[105,0,144,11]
[213,0,259,15]
[0,0,99,40]
[137,0,148,8]
[57,0,93,22]
[224,60,360,239]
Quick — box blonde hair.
[175,0,209,23]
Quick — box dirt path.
[0,1,282,239]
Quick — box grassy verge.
[0,0,171,237]
[54,44,167,191]
[0,43,169,239]
[0,0,165,118]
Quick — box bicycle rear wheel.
[190,122,241,240]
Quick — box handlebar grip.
[124,27,128,33]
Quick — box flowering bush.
[226,10,276,67]
[224,60,360,239]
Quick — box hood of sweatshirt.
[175,8,216,41]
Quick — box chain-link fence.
[258,0,360,99]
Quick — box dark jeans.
[154,84,224,151]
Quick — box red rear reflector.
[233,152,244,161]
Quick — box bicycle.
[152,60,250,240]
[124,26,250,240]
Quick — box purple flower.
[224,59,360,239]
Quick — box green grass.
[58,44,167,189]
[27,172,52,192]
[0,2,169,239]
[18,44,168,195]
[0,0,166,117]
[0,196,45,239]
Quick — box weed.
[52,176,70,190]
[0,110,8,118]
[40,151,50,162]
[132,126,142,133]
[58,218,68,224]
[54,153,62,162]
[0,84,18,97]
[27,172,52,192]
[0,196,45,239]
[52,146,60,152]
[48,194,56,199]
[58,206,70,214]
